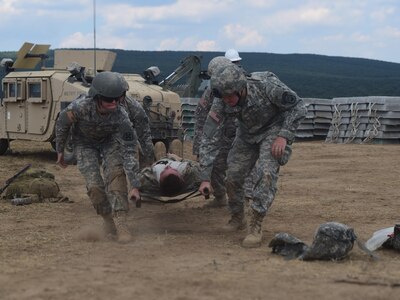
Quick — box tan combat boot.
[114,211,132,243]
[203,194,228,208]
[102,214,117,237]
[222,211,247,232]
[242,209,264,248]
[154,141,167,161]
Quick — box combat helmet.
[301,222,357,261]
[211,64,247,98]
[207,56,231,77]
[88,71,129,98]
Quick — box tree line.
[1,49,400,99]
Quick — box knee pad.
[108,170,127,193]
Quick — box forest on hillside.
[1,49,400,99]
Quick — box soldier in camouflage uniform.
[193,56,255,207]
[139,153,201,197]
[199,64,306,248]
[193,56,235,207]
[56,71,141,243]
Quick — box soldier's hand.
[199,181,212,199]
[56,152,68,168]
[129,188,140,202]
[271,136,287,159]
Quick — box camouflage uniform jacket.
[199,71,306,181]
[55,96,140,188]
[193,82,237,155]
[140,156,201,196]
[121,95,154,163]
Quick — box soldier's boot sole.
[168,139,183,157]
[242,232,262,248]
[154,141,167,161]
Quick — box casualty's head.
[159,166,185,196]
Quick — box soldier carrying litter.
[193,55,255,208]
[198,63,307,248]
[56,71,141,243]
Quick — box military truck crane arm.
[159,56,205,98]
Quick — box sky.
[1,0,400,63]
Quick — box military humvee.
[0,42,185,156]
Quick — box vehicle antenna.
[93,0,97,76]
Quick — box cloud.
[100,0,229,28]
[370,6,396,21]
[351,32,371,43]
[0,0,21,19]
[196,40,217,51]
[246,0,276,8]
[59,32,94,48]
[261,6,336,34]
[223,24,264,47]
[1,0,400,63]
[158,38,179,51]
[378,26,400,38]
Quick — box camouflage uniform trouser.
[226,134,290,216]
[211,137,254,200]
[76,141,128,216]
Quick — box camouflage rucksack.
[4,169,69,203]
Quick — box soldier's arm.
[199,98,226,181]
[193,87,213,155]
[278,99,307,143]
[124,96,154,164]
[55,103,79,153]
[118,114,141,190]
[269,83,307,143]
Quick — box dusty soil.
[0,140,399,300]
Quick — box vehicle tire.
[168,139,183,157]
[0,139,9,155]
[154,141,167,161]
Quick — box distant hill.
[1,49,400,99]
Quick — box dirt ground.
[0,140,399,300]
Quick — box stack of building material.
[180,97,199,140]
[296,98,332,140]
[325,96,400,144]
